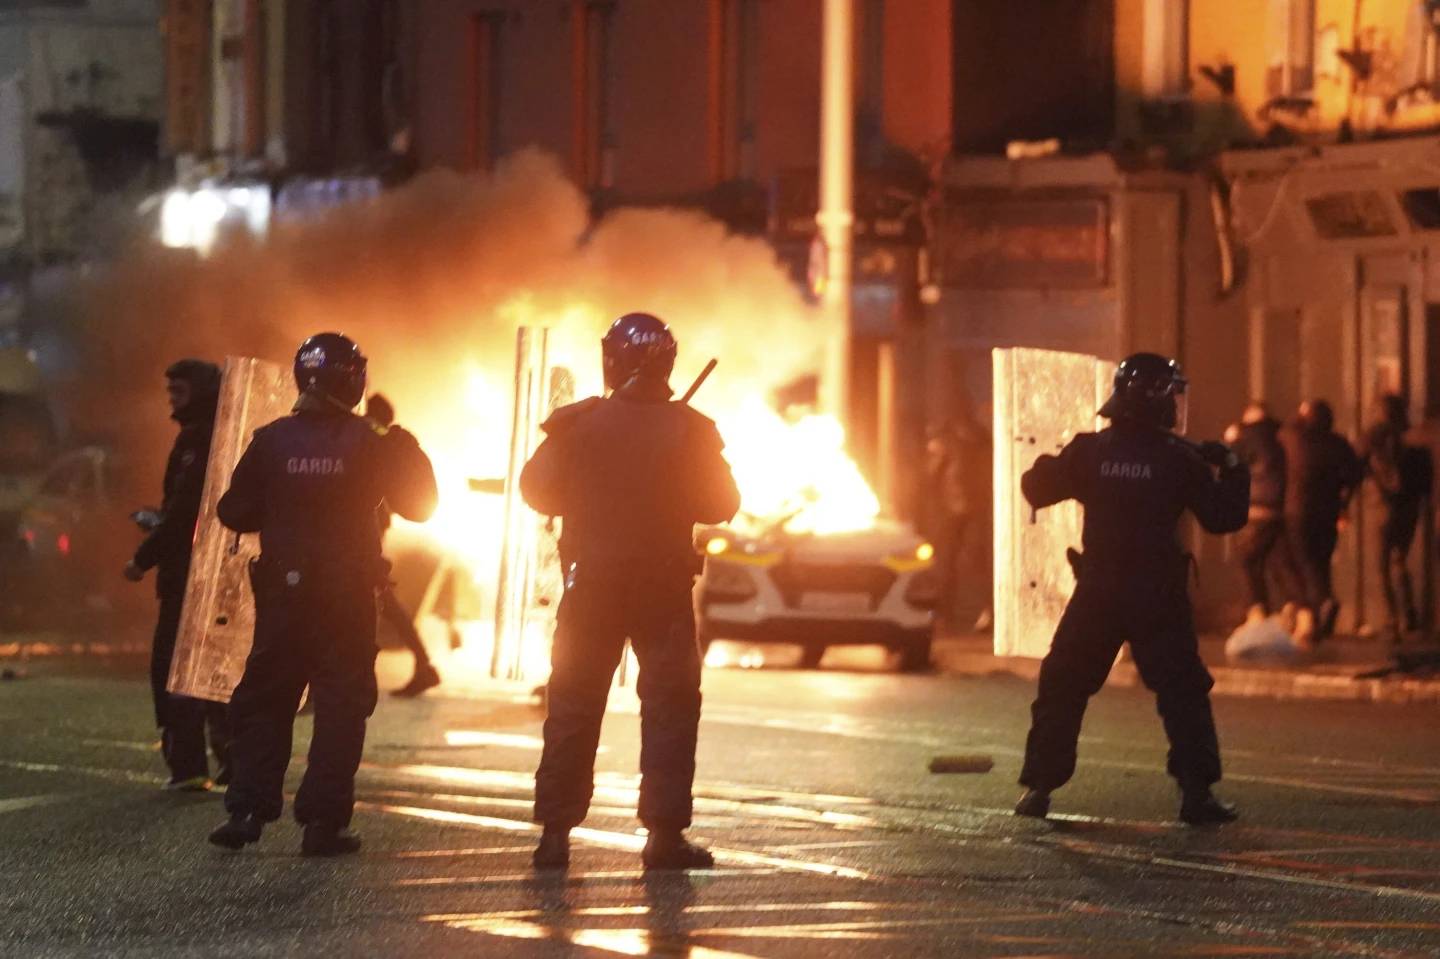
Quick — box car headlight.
[884,542,935,573]
[702,560,758,603]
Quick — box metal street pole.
[818,0,854,421]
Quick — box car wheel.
[896,631,933,673]
[798,644,826,669]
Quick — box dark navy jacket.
[1022,422,1249,579]
[1231,416,1286,514]
[519,389,741,577]
[217,407,437,577]
[133,416,214,595]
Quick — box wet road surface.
[1,646,1438,957]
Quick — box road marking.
[0,757,157,786]
[1037,833,1440,908]
[363,800,871,879]
[422,902,1035,921]
[0,794,65,815]
[1295,922,1440,931]
[363,762,876,827]
[430,917,763,958]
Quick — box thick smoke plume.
[70,150,822,498]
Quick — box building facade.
[0,0,161,267]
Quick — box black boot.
[1180,788,1239,826]
[391,662,441,698]
[532,828,570,870]
[208,814,263,850]
[641,830,714,871]
[1014,788,1051,819]
[301,824,363,857]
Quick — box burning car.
[695,517,938,672]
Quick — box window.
[1304,192,1397,239]
[573,0,616,190]
[315,0,342,164]
[466,14,503,170]
[1267,0,1315,97]
[1399,187,1440,231]
[1421,4,1440,92]
[1142,0,1189,98]
[709,0,760,182]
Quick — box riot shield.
[992,348,1114,659]
[492,328,576,682]
[168,356,294,702]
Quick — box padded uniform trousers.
[1020,580,1221,793]
[224,569,378,827]
[534,572,702,831]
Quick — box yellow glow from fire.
[717,399,880,536]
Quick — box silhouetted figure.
[1229,401,1301,620]
[123,359,231,791]
[208,333,437,858]
[1280,400,1363,645]
[365,393,441,697]
[1015,354,1247,826]
[521,314,740,872]
[1359,394,1433,644]
[923,414,992,631]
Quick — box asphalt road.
[1,645,1438,958]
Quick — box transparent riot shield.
[492,327,575,682]
[993,348,1115,659]
[168,357,294,701]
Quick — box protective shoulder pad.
[540,396,604,435]
[676,402,719,432]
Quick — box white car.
[695,520,938,672]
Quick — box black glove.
[1197,440,1239,470]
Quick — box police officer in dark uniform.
[207,333,437,856]
[124,359,231,790]
[521,313,740,871]
[1015,353,1249,825]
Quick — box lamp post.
[817,0,854,421]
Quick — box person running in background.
[1229,401,1300,625]
[1359,394,1433,646]
[365,393,441,698]
[1280,400,1363,646]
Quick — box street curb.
[937,651,1440,705]
[0,640,149,659]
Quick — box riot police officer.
[521,313,740,871]
[207,333,437,856]
[1015,353,1249,825]
[124,359,230,790]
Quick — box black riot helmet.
[1099,352,1189,432]
[601,312,677,392]
[293,332,368,410]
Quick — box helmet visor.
[1172,389,1189,436]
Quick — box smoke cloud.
[68,150,822,497]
